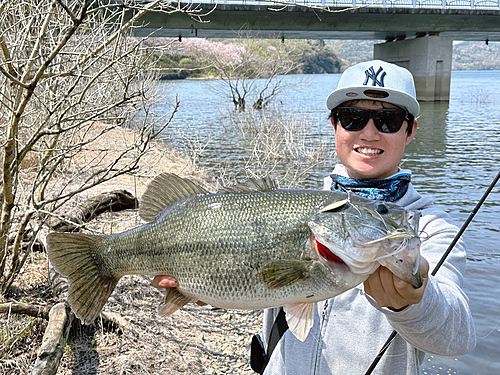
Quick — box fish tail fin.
[47,232,119,324]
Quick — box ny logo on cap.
[363,66,386,87]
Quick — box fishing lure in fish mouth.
[364,228,415,245]
[309,197,422,288]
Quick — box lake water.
[154,71,500,374]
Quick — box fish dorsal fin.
[218,176,278,194]
[139,173,209,222]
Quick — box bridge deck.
[132,3,500,41]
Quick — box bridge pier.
[373,35,453,102]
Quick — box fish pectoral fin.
[284,302,315,342]
[158,288,194,317]
[259,260,312,289]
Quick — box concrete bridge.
[130,1,500,101]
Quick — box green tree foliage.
[290,40,342,74]
[326,39,500,71]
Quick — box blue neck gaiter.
[330,173,411,202]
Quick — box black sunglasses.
[333,107,413,134]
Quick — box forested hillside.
[154,38,342,78]
[326,39,500,71]
[325,39,380,67]
[452,41,500,70]
[153,38,500,79]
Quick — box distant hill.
[325,40,381,68]
[153,38,343,78]
[152,38,499,79]
[452,41,500,70]
[325,39,500,71]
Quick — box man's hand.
[152,275,207,306]
[364,257,430,311]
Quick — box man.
[154,60,476,374]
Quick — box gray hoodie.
[261,167,476,374]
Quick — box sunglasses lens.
[336,108,407,134]
[373,110,406,133]
[337,108,368,131]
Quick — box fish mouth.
[355,147,383,156]
[313,231,400,276]
[311,234,378,276]
[316,235,421,286]
[314,237,344,264]
[376,238,423,288]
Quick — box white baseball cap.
[326,60,420,117]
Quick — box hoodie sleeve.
[366,206,476,356]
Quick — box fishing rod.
[365,170,500,375]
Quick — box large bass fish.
[48,173,422,341]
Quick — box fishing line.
[482,316,500,340]
[364,170,500,375]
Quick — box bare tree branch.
[0,302,51,320]
[0,0,189,294]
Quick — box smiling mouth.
[355,147,383,156]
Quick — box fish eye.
[376,204,389,215]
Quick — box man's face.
[333,100,417,180]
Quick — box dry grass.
[1,124,262,374]
[2,252,262,375]
[57,276,262,375]
[1,255,53,374]
[73,122,210,198]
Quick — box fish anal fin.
[259,260,311,289]
[285,302,315,342]
[139,173,209,222]
[158,288,193,316]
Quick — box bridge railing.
[213,0,500,9]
